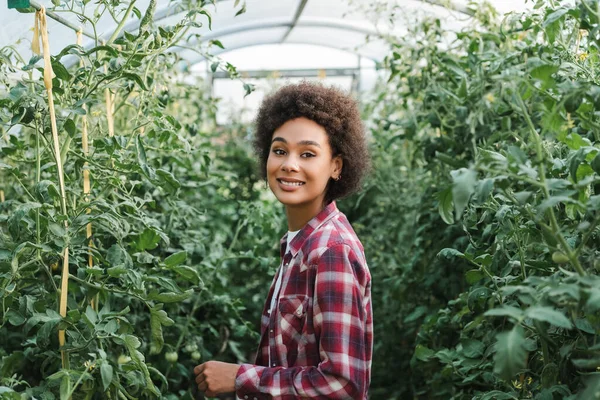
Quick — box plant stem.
[107,0,137,45]
[516,91,586,276]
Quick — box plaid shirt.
[235,201,373,399]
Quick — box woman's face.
[267,117,342,210]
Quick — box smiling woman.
[193,81,373,399]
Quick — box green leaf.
[480,391,518,400]
[149,304,174,354]
[461,339,485,358]
[100,362,113,391]
[148,289,193,303]
[122,72,148,91]
[465,269,484,284]
[106,244,133,268]
[173,266,201,285]
[243,83,255,97]
[437,248,464,260]
[121,334,160,396]
[60,374,71,400]
[543,8,569,27]
[576,374,600,400]
[485,306,524,321]
[164,251,187,267]
[156,168,181,192]
[525,306,573,329]
[438,188,454,224]
[51,58,71,81]
[494,326,527,380]
[136,135,155,179]
[591,153,600,175]
[198,9,212,30]
[414,344,434,361]
[234,2,246,17]
[210,40,224,49]
[137,228,160,251]
[474,178,494,204]
[530,64,558,88]
[586,288,600,313]
[450,168,477,220]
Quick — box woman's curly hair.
[253,81,370,203]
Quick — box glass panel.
[175,26,288,63]
[194,43,362,70]
[214,75,354,124]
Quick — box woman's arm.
[235,243,372,400]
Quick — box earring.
[334,175,341,181]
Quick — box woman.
[194,82,373,399]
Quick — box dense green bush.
[350,0,600,398]
[0,1,281,397]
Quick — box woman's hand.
[194,361,241,397]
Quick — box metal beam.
[281,0,309,42]
[211,67,360,79]
[422,0,475,17]
[172,17,379,53]
[29,0,96,40]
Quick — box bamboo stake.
[102,40,115,138]
[38,7,70,369]
[77,31,96,310]
[0,190,4,202]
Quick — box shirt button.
[272,363,276,366]
[270,329,273,333]
[244,396,248,400]
[253,398,258,400]
[284,263,288,266]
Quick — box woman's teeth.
[280,180,304,186]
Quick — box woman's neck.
[285,200,326,231]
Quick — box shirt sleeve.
[234,243,371,400]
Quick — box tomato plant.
[346,0,600,398]
[0,0,274,398]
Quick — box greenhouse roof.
[1,0,533,66]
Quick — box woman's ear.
[332,155,343,179]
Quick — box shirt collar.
[280,201,339,258]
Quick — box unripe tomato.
[191,351,201,361]
[552,252,570,264]
[165,351,178,363]
[118,354,131,364]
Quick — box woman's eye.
[302,153,315,158]
[272,149,285,155]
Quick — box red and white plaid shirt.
[235,201,373,399]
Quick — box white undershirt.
[267,230,299,363]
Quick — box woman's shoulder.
[304,211,366,262]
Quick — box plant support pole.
[38,7,71,369]
[78,30,97,310]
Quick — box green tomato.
[191,351,202,361]
[165,351,178,363]
[117,354,131,364]
[552,252,570,264]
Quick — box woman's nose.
[281,156,299,172]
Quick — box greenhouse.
[1,0,599,398]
